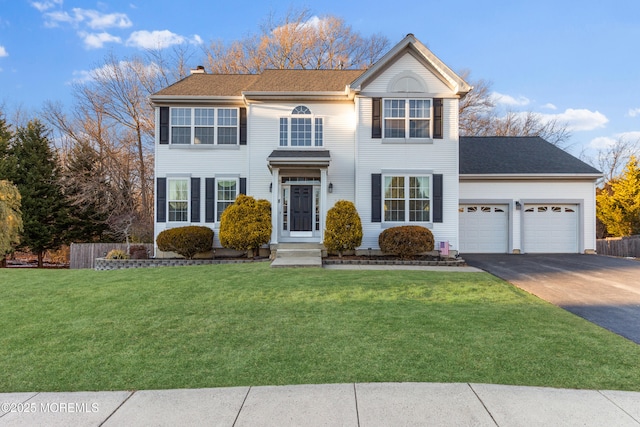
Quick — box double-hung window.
[168,178,189,222]
[383,175,431,222]
[279,105,323,147]
[171,107,238,145]
[383,99,431,139]
[216,179,238,221]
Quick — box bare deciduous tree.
[43,53,166,243]
[595,136,640,183]
[204,8,389,73]
[459,71,571,148]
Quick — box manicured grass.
[1,263,640,392]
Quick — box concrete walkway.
[1,382,639,426]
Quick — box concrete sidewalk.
[1,382,639,426]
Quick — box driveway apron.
[464,254,640,344]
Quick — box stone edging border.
[95,257,466,270]
[94,258,264,271]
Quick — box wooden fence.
[596,235,640,258]
[70,243,154,269]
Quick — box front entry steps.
[270,243,323,268]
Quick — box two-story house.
[151,34,600,257]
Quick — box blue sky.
[1,0,639,161]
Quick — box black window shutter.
[159,107,169,144]
[205,178,215,223]
[191,178,200,223]
[372,98,382,139]
[239,107,247,145]
[157,177,167,222]
[239,177,247,195]
[371,173,382,222]
[433,174,443,223]
[433,98,443,139]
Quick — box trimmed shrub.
[219,194,271,258]
[105,249,129,260]
[378,225,435,259]
[156,226,214,259]
[323,200,363,257]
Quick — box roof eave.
[150,95,244,106]
[460,173,603,181]
[242,91,353,101]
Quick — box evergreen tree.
[0,113,14,179]
[9,120,70,267]
[62,140,111,242]
[596,156,640,237]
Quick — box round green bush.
[378,225,434,259]
[156,226,214,259]
[323,200,363,257]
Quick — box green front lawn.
[1,263,639,392]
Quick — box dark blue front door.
[291,185,313,231]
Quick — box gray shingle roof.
[268,150,331,159]
[459,136,601,175]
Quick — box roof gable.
[349,34,471,96]
[459,136,601,176]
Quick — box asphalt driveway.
[463,254,640,344]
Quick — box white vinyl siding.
[360,53,453,94]
[356,95,460,251]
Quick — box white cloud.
[627,108,640,118]
[588,136,616,149]
[71,61,162,85]
[192,34,204,45]
[617,131,640,141]
[69,69,93,84]
[74,9,132,30]
[491,92,531,107]
[0,45,8,57]
[541,103,557,110]
[588,131,640,149]
[43,11,75,28]
[301,16,322,29]
[126,30,186,49]
[79,31,122,49]
[30,0,62,12]
[45,8,132,30]
[539,108,609,132]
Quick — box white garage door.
[523,204,578,253]
[459,205,508,253]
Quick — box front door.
[291,185,313,232]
